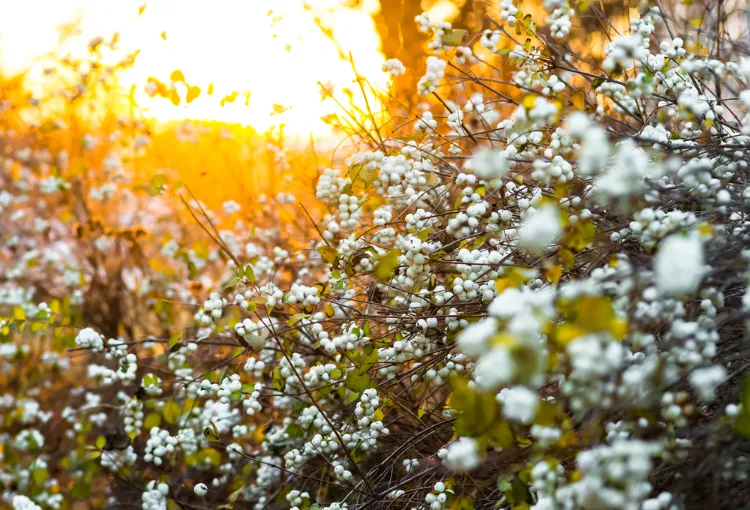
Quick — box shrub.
[2,2,750,509]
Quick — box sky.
[0,0,389,134]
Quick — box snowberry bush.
[3,1,750,509]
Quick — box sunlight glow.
[0,0,389,135]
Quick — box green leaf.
[168,331,182,349]
[734,408,750,439]
[735,410,750,438]
[243,264,256,283]
[227,484,246,504]
[735,376,750,438]
[163,400,182,425]
[330,367,343,379]
[346,371,375,393]
[272,367,285,391]
[741,375,750,410]
[72,480,91,499]
[224,271,242,290]
[95,435,107,449]
[12,306,26,321]
[286,423,305,439]
[346,390,361,404]
[32,467,48,485]
[497,476,530,506]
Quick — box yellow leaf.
[515,435,532,447]
[451,496,475,510]
[522,94,537,109]
[697,222,713,237]
[490,333,517,348]
[485,419,514,449]
[544,264,562,285]
[558,430,579,447]
[611,318,628,340]
[441,29,468,47]
[204,422,221,443]
[12,306,25,321]
[287,313,309,327]
[533,401,558,427]
[317,246,338,264]
[495,268,532,293]
[271,104,289,115]
[186,85,201,104]
[571,90,586,109]
[451,377,499,437]
[144,413,162,430]
[575,295,614,332]
[39,120,59,134]
[163,401,181,425]
[563,219,596,252]
[198,447,222,466]
[552,323,584,346]
[374,249,400,282]
[559,248,575,269]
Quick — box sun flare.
[0,0,389,135]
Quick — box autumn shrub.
[3,1,750,510]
